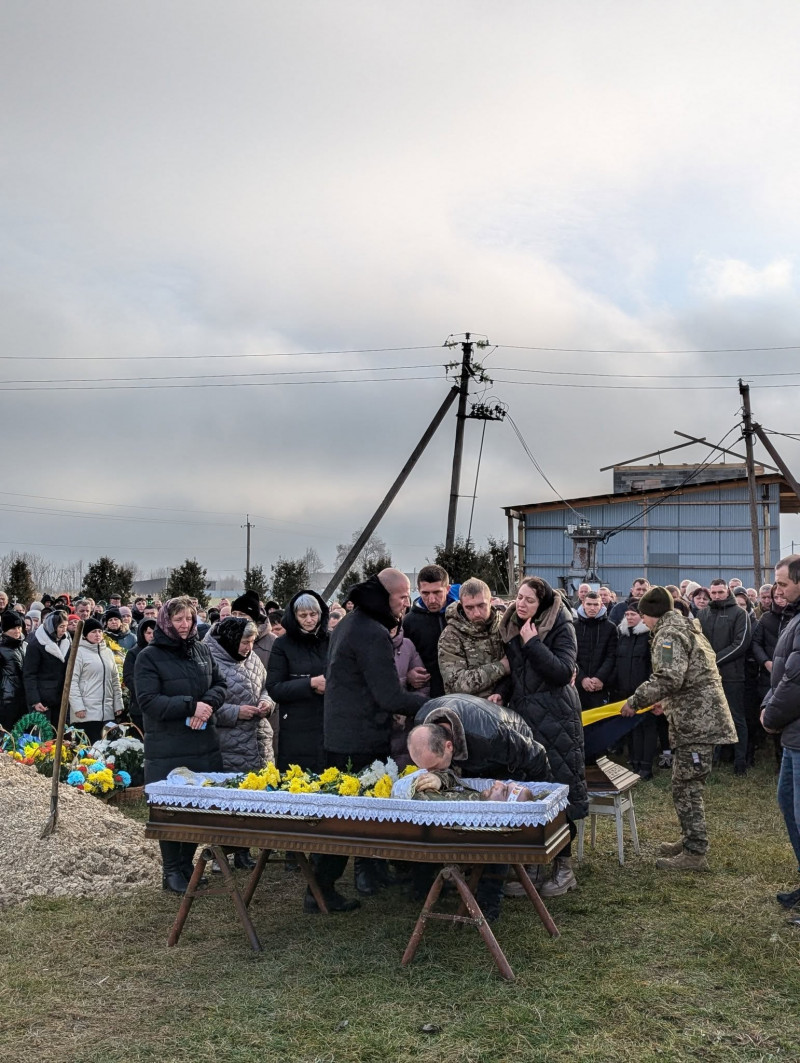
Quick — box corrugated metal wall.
[523,483,781,594]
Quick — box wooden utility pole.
[752,424,800,506]
[445,334,476,551]
[739,380,763,588]
[242,514,253,573]
[322,387,460,601]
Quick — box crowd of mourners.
[1,557,798,924]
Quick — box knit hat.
[683,580,701,601]
[637,586,674,618]
[1,611,24,632]
[230,590,267,624]
[82,618,103,638]
[104,607,122,623]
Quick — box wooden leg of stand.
[167,850,209,947]
[242,848,272,908]
[456,865,484,920]
[295,852,328,915]
[214,845,262,952]
[446,866,515,982]
[510,863,560,939]
[401,868,447,967]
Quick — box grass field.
[2,760,799,1063]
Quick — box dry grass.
[2,760,799,1063]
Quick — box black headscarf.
[215,616,251,661]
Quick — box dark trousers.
[158,840,197,876]
[722,681,748,768]
[313,750,388,889]
[629,713,659,774]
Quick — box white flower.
[359,757,400,786]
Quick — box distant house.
[504,464,799,596]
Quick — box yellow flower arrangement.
[401,764,418,776]
[318,766,340,785]
[337,775,361,797]
[262,763,281,789]
[282,763,305,781]
[86,768,116,794]
[240,771,269,791]
[372,773,393,798]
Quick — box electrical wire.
[0,363,445,386]
[0,345,444,361]
[490,367,800,380]
[498,343,800,354]
[0,373,441,393]
[506,414,587,522]
[466,420,488,542]
[600,425,742,542]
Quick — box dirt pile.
[0,755,161,908]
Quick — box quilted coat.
[206,629,274,773]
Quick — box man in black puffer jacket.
[700,579,751,773]
[574,592,618,709]
[313,569,428,911]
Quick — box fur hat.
[1,611,24,632]
[637,586,674,619]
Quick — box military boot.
[655,848,709,872]
[658,839,685,857]
[539,856,577,897]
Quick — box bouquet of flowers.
[86,734,145,786]
[222,758,417,797]
[66,756,131,795]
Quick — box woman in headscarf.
[22,609,71,724]
[135,596,226,893]
[266,590,329,773]
[500,576,587,897]
[68,617,123,742]
[207,616,275,868]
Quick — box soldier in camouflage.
[621,586,737,872]
[438,578,511,703]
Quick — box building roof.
[505,472,800,517]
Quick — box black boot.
[777,886,800,909]
[233,848,257,870]
[303,886,361,913]
[354,857,379,895]
[161,841,190,894]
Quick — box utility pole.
[445,333,489,551]
[739,380,763,588]
[242,514,254,574]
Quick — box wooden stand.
[577,756,641,866]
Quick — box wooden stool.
[576,756,641,866]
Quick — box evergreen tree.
[338,567,362,601]
[244,564,270,602]
[5,558,36,607]
[270,557,310,606]
[165,558,210,608]
[433,536,510,593]
[82,556,134,604]
[362,554,392,579]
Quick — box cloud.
[692,256,795,300]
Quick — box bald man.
[311,568,429,908]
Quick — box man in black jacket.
[574,592,618,709]
[402,564,458,697]
[408,693,551,919]
[761,555,800,912]
[700,578,752,774]
[312,569,428,910]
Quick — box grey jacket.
[69,640,123,724]
[206,634,275,773]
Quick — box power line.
[498,343,800,354]
[491,367,800,380]
[0,373,441,393]
[0,345,444,361]
[491,378,794,391]
[505,414,586,521]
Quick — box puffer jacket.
[69,639,123,724]
[574,607,618,709]
[206,631,274,773]
[22,620,72,718]
[500,591,587,820]
[0,632,26,729]
[699,592,751,684]
[135,625,226,784]
[613,617,652,699]
[402,584,460,698]
[325,575,427,758]
[438,600,508,699]
[417,694,551,781]
[761,609,800,751]
[266,590,329,772]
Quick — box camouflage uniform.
[438,601,507,700]
[627,610,737,854]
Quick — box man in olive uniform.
[438,578,510,702]
[620,586,737,871]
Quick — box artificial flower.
[372,774,393,799]
[337,775,361,797]
[318,766,340,785]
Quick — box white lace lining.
[145,774,569,828]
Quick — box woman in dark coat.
[135,596,226,893]
[122,618,156,734]
[0,611,27,730]
[614,602,657,778]
[266,589,329,773]
[500,576,586,897]
[22,609,71,724]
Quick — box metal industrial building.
[504,464,799,597]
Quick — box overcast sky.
[3,0,800,587]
